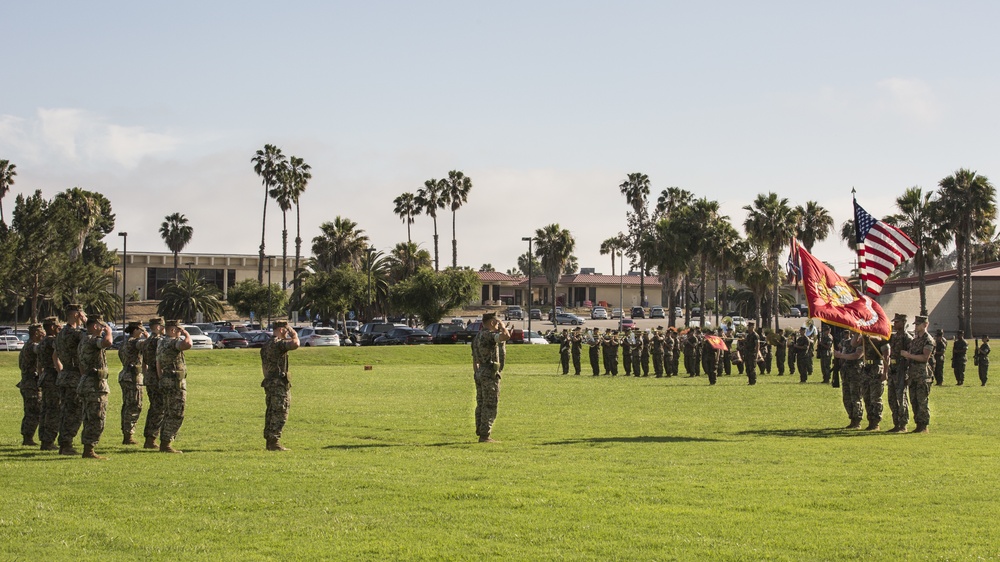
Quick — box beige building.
[114,251,292,300]
[477,271,664,308]
[878,261,1000,336]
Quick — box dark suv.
[357,322,396,346]
[630,306,646,319]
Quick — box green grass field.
[1,345,998,561]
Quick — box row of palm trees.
[251,144,313,290]
[393,170,473,271]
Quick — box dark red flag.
[797,242,890,339]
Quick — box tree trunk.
[173,252,179,283]
[771,252,780,332]
[258,189,268,284]
[452,211,458,269]
[700,255,708,329]
[432,218,439,272]
[965,236,973,333]
[294,202,302,297]
[281,210,288,290]
[956,236,966,333]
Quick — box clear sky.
[3,1,998,275]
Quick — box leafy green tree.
[648,209,695,327]
[743,192,796,331]
[252,144,287,283]
[74,267,122,321]
[156,270,225,323]
[415,178,446,271]
[441,170,473,268]
[6,191,61,321]
[938,168,997,332]
[51,188,116,264]
[387,241,432,282]
[534,224,575,324]
[0,159,16,225]
[389,267,478,325]
[884,187,950,316]
[479,263,495,272]
[159,212,193,283]
[562,255,579,275]
[393,192,419,244]
[299,265,365,328]
[226,279,288,320]
[360,249,391,321]
[311,216,369,272]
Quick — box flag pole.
[851,187,867,294]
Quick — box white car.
[554,313,585,325]
[525,331,549,344]
[0,334,25,351]
[591,307,609,320]
[181,325,215,350]
[299,327,341,347]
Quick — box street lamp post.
[522,236,533,336]
[118,232,127,327]
[365,247,376,322]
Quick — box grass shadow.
[323,443,399,450]
[543,435,726,446]
[736,427,883,439]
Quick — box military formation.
[14,305,300,457]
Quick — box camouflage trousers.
[775,351,785,375]
[979,359,989,385]
[602,349,612,374]
[908,377,932,427]
[886,369,908,428]
[631,352,642,376]
[263,383,291,440]
[560,352,570,374]
[819,355,832,382]
[652,351,664,376]
[474,370,500,438]
[797,355,813,382]
[641,350,650,376]
[120,381,143,437]
[933,356,945,385]
[840,364,863,422]
[159,379,186,443]
[745,360,757,385]
[58,376,83,447]
[860,368,885,424]
[19,386,41,440]
[788,352,797,375]
[705,356,718,385]
[589,347,601,376]
[571,350,582,375]
[953,361,966,385]
[39,381,61,445]
[143,384,166,439]
[81,386,109,447]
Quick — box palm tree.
[732,241,771,325]
[159,213,194,282]
[689,198,725,328]
[534,224,575,326]
[441,170,473,268]
[648,210,696,327]
[599,234,628,276]
[252,144,287,283]
[415,179,446,271]
[388,241,431,282]
[285,156,311,294]
[619,173,651,304]
[311,216,369,272]
[271,162,293,289]
[156,270,225,323]
[361,249,392,321]
[743,192,797,331]
[884,187,950,316]
[393,192,419,244]
[794,201,834,252]
[0,159,16,225]
[938,169,997,333]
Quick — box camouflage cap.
[126,321,143,333]
[892,313,907,324]
[936,329,944,336]
[42,316,59,327]
[482,312,497,323]
[85,314,105,326]
[914,315,928,324]
[66,303,83,313]
[148,317,164,326]
[29,323,43,334]
[273,320,288,329]
[165,319,180,328]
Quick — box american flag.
[853,200,919,295]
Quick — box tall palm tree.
[619,173,651,304]
[0,159,16,225]
[311,216,369,272]
[794,201,834,252]
[599,233,628,276]
[271,162,294,289]
[285,156,311,294]
[743,192,796,331]
[689,198,725,328]
[441,170,473,268]
[884,187,950,316]
[938,169,997,333]
[159,212,194,282]
[388,241,431,282]
[393,192,419,244]
[534,223,575,326]
[655,186,694,218]
[648,209,696,327]
[415,178,446,271]
[706,220,742,324]
[252,144,287,283]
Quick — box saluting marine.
[260,320,300,451]
[118,321,147,445]
[156,319,192,453]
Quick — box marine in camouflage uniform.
[794,328,813,383]
[261,321,300,451]
[901,315,934,433]
[651,330,665,377]
[774,331,786,376]
[835,332,864,428]
[860,336,889,431]
[588,331,601,376]
[156,320,192,453]
[140,318,165,449]
[976,335,990,387]
[472,312,510,442]
[816,326,834,383]
[36,318,62,450]
[17,325,44,446]
[600,329,614,375]
[55,303,87,455]
[570,329,583,375]
[621,332,633,376]
[932,330,947,386]
[608,332,620,376]
[952,331,968,385]
[77,315,113,458]
[640,332,651,376]
[702,335,718,385]
[118,322,147,445]
[558,330,571,375]
[743,322,760,385]
[886,314,913,432]
[787,335,797,375]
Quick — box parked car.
[209,331,250,349]
[374,327,433,345]
[674,307,682,317]
[450,317,466,326]
[504,306,524,320]
[630,306,646,319]
[425,323,463,344]
[213,321,236,331]
[181,325,215,350]
[243,331,272,348]
[529,309,543,320]
[455,321,483,343]
[0,334,25,351]
[510,329,549,344]
[298,327,341,347]
[554,313,585,325]
[619,318,635,330]
[195,323,218,334]
[611,308,623,319]
[547,307,565,321]
[591,306,608,320]
[730,316,748,331]
[650,306,665,319]
[357,322,396,346]
[687,319,713,329]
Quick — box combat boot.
[123,434,137,445]
[266,438,290,451]
[40,441,58,451]
[59,443,79,456]
[913,425,929,433]
[22,435,38,446]
[159,441,182,454]
[845,419,862,430]
[143,436,157,449]
[82,444,105,460]
[864,422,880,431]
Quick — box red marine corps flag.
[796,241,890,339]
[704,334,728,351]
